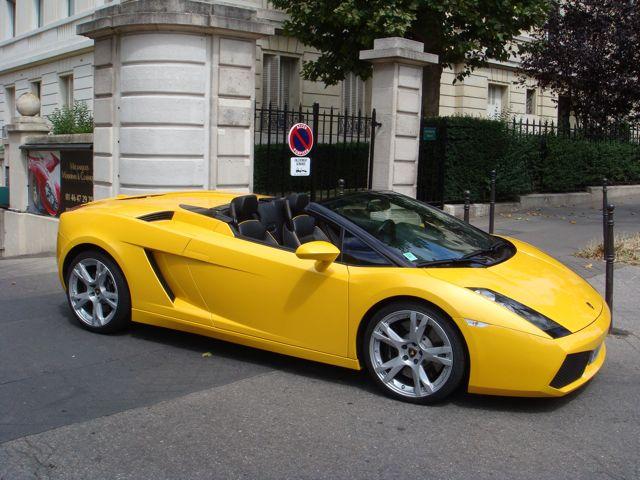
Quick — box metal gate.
[254,102,379,200]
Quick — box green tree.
[270,0,549,116]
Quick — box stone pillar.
[77,0,274,199]
[5,93,50,210]
[360,38,438,197]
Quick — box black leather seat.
[283,193,329,248]
[230,195,278,246]
[257,198,287,244]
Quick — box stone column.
[77,0,274,199]
[5,93,50,210]
[360,38,438,197]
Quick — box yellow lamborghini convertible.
[56,190,609,404]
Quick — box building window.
[557,95,571,131]
[526,88,537,115]
[35,0,44,28]
[487,84,507,118]
[342,73,365,114]
[59,75,73,108]
[30,80,42,115]
[6,0,16,37]
[4,85,15,126]
[67,0,75,16]
[262,54,299,109]
[30,80,41,99]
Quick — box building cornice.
[77,0,274,40]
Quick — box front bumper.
[465,304,610,398]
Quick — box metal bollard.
[489,170,496,234]
[338,178,345,196]
[463,190,471,223]
[602,178,608,246]
[605,204,615,332]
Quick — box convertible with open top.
[56,190,609,403]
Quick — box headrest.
[230,195,258,223]
[292,215,315,237]
[286,193,309,218]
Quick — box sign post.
[288,123,314,191]
[288,123,314,157]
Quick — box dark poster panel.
[60,150,93,213]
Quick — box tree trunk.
[421,63,443,118]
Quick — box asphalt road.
[1,198,639,480]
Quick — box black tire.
[65,250,131,334]
[362,300,466,405]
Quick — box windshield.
[322,192,505,265]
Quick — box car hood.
[424,237,603,333]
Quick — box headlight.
[469,288,571,338]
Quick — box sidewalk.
[472,194,640,279]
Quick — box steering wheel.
[375,219,396,243]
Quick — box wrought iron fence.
[507,117,640,143]
[254,103,379,200]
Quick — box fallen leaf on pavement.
[570,220,577,224]
[584,263,593,269]
[202,352,212,358]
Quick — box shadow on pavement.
[59,302,584,414]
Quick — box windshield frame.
[315,191,515,268]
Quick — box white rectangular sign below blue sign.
[290,157,311,176]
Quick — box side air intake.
[138,211,174,222]
[144,249,175,302]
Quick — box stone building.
[0,0,560,140]
[0,0,566,257]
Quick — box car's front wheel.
[66,250,131,333]
[363,301,466,404]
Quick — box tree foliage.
[270,0,549,114]
[520,0,640,127]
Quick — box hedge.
[254,142,369,195]
[422,117,640,203]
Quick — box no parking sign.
[288,123,314,156]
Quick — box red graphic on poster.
[28,151,61,216]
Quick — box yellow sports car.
[56,190,609,404]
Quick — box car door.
[184,229,349,357]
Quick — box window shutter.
[342,76,352,112]
[280,57,294,108]
[343,73,364,113]
[356,76,364,114]
[487,85,503,118]
[262,54,280,108]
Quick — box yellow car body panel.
[56,191,609,398]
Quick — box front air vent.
[549,351,591,389]
[138,211,174,222]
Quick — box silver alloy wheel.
[68,258,119,327]
[369,310,453,398]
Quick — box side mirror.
[295,241,340,272]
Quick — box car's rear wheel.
[363,301,466,404]
[66,250,131,333]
